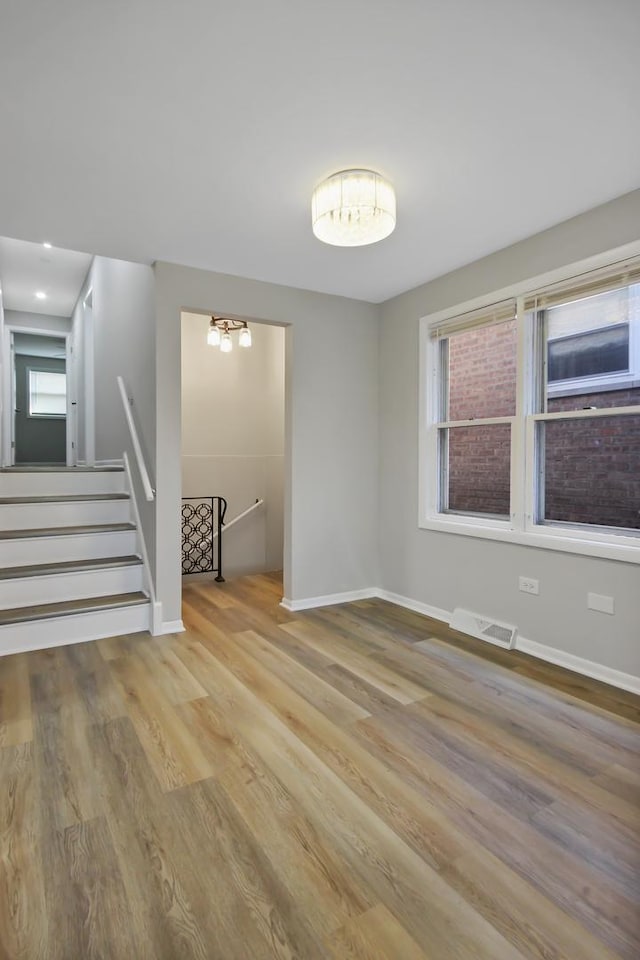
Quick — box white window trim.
[419,239,640,565]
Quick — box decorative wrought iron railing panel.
[181,496,227,579]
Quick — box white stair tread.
[0,493,129,504]
[0,523,136,541]
[0,592,148,626]
[0,556,142,580]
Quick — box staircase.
[0,466,151,656]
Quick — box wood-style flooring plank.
[89,716,210,960]
[232,628,372,725]
[176,636,528,960]
[166,777,327,959]
[0,654,32,747]
[109,652,215,791]
[0,743,45,960]
[353,710,640,958]
[61,816,140,960]
[329,903,430,960]
[0,572,638,960]
[281,619,429,704]
[218,741,375,942]
[441,845,625,960]
[202,625,465,873]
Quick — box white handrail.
[211,498,264,539]
[117,376,155,502]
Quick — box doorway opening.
[180,312,286,583]
[6,329,73,466]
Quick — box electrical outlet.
[519,576,539,595]
[587,592,614,615]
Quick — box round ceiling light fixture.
[311,169,396,247]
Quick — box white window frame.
[546,300,640,397]
[419,240,640,565]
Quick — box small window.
[28,370,67,418]
[547,323,629,382]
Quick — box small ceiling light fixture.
[207,317,252,352]
[312,168,396,247]
[35,290,47,299]
[43,242,52,249]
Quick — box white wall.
[84,256,157,576]
[155,263,379,625]
[3,310,71,335]
[379,188,640,679]
[181,313,285,576]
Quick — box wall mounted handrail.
[211,498,264,539]
[117,376,155,502]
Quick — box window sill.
[547,376,640,399]
[419,515,640,564]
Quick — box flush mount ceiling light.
[311,168,396,247]
[35,291,47,299]
[207,317,252,352]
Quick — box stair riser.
[0,565,143,609]
[0,500,130,530]
[0,530,138,567]
[0,603,151,657]
[0,472,126,497]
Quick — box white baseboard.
[280,587,378,612]
[515,636,640,696]
[378,589,640,695]
[374,588,451,625]
[284,585,639,694]
[156,619,185,636]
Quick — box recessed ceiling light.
[43,242,52,249]
[35,291,47,299]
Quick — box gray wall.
[379,188,640,678]
[156,263,379,625]
[88,256,157,577]
[4,310,71,336]
[14,354,66,463]
[181,313,285,576]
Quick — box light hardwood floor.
[0,572,639,959]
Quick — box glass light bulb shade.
[220,332,233,352]
[207,324,221,346]
[311,169,396,247]
[239,326,252,348]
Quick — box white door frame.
[82,288,95,465]
[1,325,76,467]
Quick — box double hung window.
[422,256,640,559]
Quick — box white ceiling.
[0,1,638,303]
[0,237,91,317]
